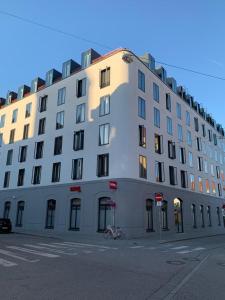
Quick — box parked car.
[0,218,12,233]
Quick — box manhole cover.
[166,260,185,265]
[182,257,200,262]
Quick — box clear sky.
[0,0,224,127]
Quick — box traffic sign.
[155,193,163,202]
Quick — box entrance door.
[174,198,183,233]
[146,199,154,232]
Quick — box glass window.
[191,204,197,228]
[161,201,168,230]
[0,133,3,147]
[23,124,29,140]
[77,78,87,97]
[56,111,64,129]
[71,158,83,180]
[97,154,109,177]
[179,147,186,164]
[32,166,42,184]
[99,95,110,116]
[166,93,171,111]
[100,68,110,88]
[169,166,177,185]
[6,149,13,166]
[187,130,192,146]
[154,107,160,128]
[19,146,28,163]
[139,126,146,148]
[198,177,203,192]
[177,124,183,141]
[16,201,25,227]
[3,171,10,188]
[54,136,63,155]
[38,118,46,135]
[176,103,182,119]
[3,201,11,219]
[98,197,112,232]
[35,141,44,159]
[46,199,56,229]
[139,155,147,179]
[206,179,210,193]
[25,103,32,118]
[9,129,15,144]
[39,96,47,112]
[52,162,61,182]
[194,117,199,132]
[12,109,18,123]
[17,169,25,186]
[154,134,163,154]
[138,97,146,119]
[180,170,188,188]
[76,104,85,123]
[167,117,173,135]
[0,114,6,128]
[200,205,205,227]
[153,83,159,102]
[190,174,195,190]
[155,161,165,182]
[73,130,84,151]
[99,124,110,146]
[168,141,176,159]
[207,206,212,226]
[57,87,66,106]
[138,70,145,92]
[69,198,81,231]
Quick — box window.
[35,141,44,159]
[139,155,147,179]
[146,199,154,232]
[19,146,27,163]
[166,93,171,111]
[179,147,186,164]
[200,205,205,227]
[100,67,110,88]
[176,103,181,119]
[155,161,165,182]
[190,174,195,190]
[138,97,146,119]
[6,149,13,165]
[202,124,206,137]
[56,111,64,129]
[54,136,63,155]
[154,107,160,128]
[180,170,188,188]
[9,129,15,144]
[77,78,87,97]
[204,160,208,173]
[69,198,81,230]
[198,177,203,192]
[25,103,32,118]
[3,201,11,219]
[46,199,56,229]
[168,141,176,159]
[76,104,85,123]
[218,183,222,196]
[138,70,145,92]
[98,197,112,232]
[194,117,199,132]
[188,151,193,168]
[206,179,210,193]
[39,95,47,112]
[208,129,212,142]
[155,134,163,154]
[16,201,25,227]
[153,83,159,102]
[139,126,146,148]
[52,162,61,182]
[167,117,173,135]
[211,164,214,176]
[169,166,177,185]
[0,114,5,128]
[213,133,217,146]
[32,166,42,184]
[161,201,168,230]
[216,166,220,179]
[38,118,46,135]
[198,157,203,171]
[73,130,84,151]
[17,169,25,186]
[97,154,109,177]
[217,207,221,226]
[186,111,190,126]
[0,133,2,147]
[212,181,216,194]
[12,109,18,123]
[71,158,83,180]
[187,130,192,146]
[196,137,202,151]
[99,95,110,116]
[3,171,10,188]
[191,204,197,228]
[177,124,183,141]
[23,124,29,140]
[207,206,212,227]
[57,87,66,105]
[99,124,110,146]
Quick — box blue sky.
[0,0,224,127]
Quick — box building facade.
[0,48,225,238]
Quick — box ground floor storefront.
[0,178,225,238]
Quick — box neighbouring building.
[0,48,225,238]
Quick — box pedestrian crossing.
[0,241,118,268]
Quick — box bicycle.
[104,225,125,239]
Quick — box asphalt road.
[0,233,225,300]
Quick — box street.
[1,233,225,299]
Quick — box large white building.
[0,48,225,237]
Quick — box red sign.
[155,193,163,202]
[70,186,81,192]
[109,181,117,190]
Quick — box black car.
[0,218,12,233]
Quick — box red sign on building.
[109,181,117,190]
[155,193,163,202]
[70,186,81,192]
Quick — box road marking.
[0,258,17,267]
[130,246,144,249]
[83,250,93,254]
[164,255,209,300]
[24,244,78,256]
[176,250,192,254]
[0,249,39,263]
[171,246,189,250]
[7,246,59,258]
[192,247,206,251]
[62,242,118,250]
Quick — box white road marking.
[0,249,39,263]
[24,244,77,256]
[62,242,118,250]
[0,258,17,267]
[7,246,59,258]
[83,250,93,254]
[171,246,189,250]
[192,247,206,251]
[176,250,192,254]
[130,246,144,249]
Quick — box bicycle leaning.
[104,225,125,240]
